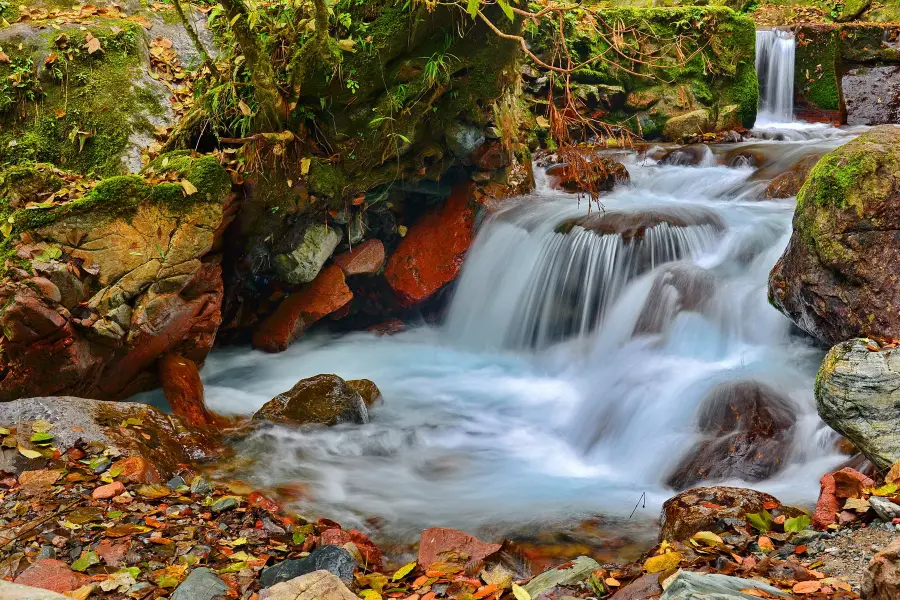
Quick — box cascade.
[756,29,796,124]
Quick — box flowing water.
[756,29,796,125]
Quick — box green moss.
[794,25,840,112]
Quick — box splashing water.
[144,129,865,547]
[756,29,796,125]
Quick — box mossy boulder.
[794,25,841,117]
[253,374,369,426]
[768,126,900,345]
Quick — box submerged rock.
[658,145,713,167]
[659,486,780,542]
[764,155,820,199]
[816,339,900,470]
[666,380,796,489]
[260,546,356,588]
[545,157,629,194]
[159,353,219,428]
[560,206,725,243]
[633,263,716,336]
[253,374,368,426]
[769,126,900,345]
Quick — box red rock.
[471,142,510,171]
[252,265,353,353]
[417,527,501,569]
[95,538,130,567]
[814,473,840,530]
[109,456,160,484]
[319,528,383,570]
[247,492,281,513]
[14,559,91,594]
[158,353,218,428]
[833,467,875,499]
[332,239,385,276]
[92,481,125,499]
[385,183,476,307]
[863,538,900,600]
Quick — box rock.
[816,339,900,470]
[0,581,71,600]
[0,397,215,480]
[92,481,125,499]
[659,486,780,542]
[659,571,788,600]
[870,497,900,522]
[346,379,384,408]
[843,66,900,126]
[13,559,92,595]
[171,567,229,600]
[273,223,342,285]
[666,380,796,489]
[253,374,368,426]
[764,155,820,199]
[610,573,662,600]
[471,142,510,171]
[259,570,357,600]
[260,546,356,588]
[768,126,900,345]
[863,539,900,600]
[545,157,629,194]
[633,263,716,336]
[252,265,353,353]
[813,467,875,529]
[159,353,218,428]
[835,0,871,21]
[318,528,383,571]
[110,456,155,484]
[658,145,713,167]
[385,183,476,307]
[523,556,601,598]
[715,104,742,132]
[190,476,213,495]
[663,109,711,141]
[446,122,486,159]
[560,206,725,243]
[417,527,501,569]
[331,239,385,276]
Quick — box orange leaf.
[473,585,498,599]
[758,536,774,552]
[0,51,9,64]
[792,581,821,594]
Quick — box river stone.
[660,571,789,600]
[768,126,900,345]
[663,109,711,141]
[259,570,356,600]
[347,379,384,408]
[660,486,780,542]
[0,581,70,600]
[273,223,342,285]
[523,556,600,598]
[869,497,900,522]
[260,546,356,588]
[170,567,228,600]
[658,145,713,167]
[253,374,369,426]
[863,539,900,600]
[815,339,900,470]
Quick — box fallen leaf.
[180,179,198,196]
[512,583,531,600]
[643,551,682,573]
[792,581,821,594]
[392,561,416,581]
[84,33,101,54]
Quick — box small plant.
[421,49,459,89]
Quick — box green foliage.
[784,514,811,533]
[746,510,773,532]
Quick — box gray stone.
[259,570,356,600]
[445,121,485,158]
[260,546,356,589]
[523,556,600,598]
[171,567,229,600]
[815,339,900,470]
[190,476,213,495]
[870,497,900,522]
[660,571,789,600]
[0,581,70,600]
[274,224,342,285]
[843,66,900,126]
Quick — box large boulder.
[815,339,900,470]
[666,380,796,489]
[659,486,780,542]
[769,126,900,345]
[253,374,368,426]
[0,155,234,401]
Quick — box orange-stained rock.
[417,527,501,569]
[384,183,476,307]
[332,239,385,276]
[832,467,875,499]
[319,528,383,571]
[109,456,157,484]
[14,559,91,594]
[92,481,125,499]
[248,491,281,513]
[252,265,353,353]
[814,473,840,530]
[159,353,218,428]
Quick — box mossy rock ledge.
[768,125,900,346]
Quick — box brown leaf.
[792,581,821,594]
[85,33,101,54]
[0,51,9,64]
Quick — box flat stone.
[13,559,91,595]
[331,239,385,276]
[870,497,900,522]
[523,556,600,598]
[260,546,356,588]
[660,571,789,600]
[863,538,900,600]
[170,567,229,600]
[417,527,501,570]
[259,570,356,600]
[0,580,70,599]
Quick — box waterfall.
[755,29,796,124]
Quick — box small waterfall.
[755,29,796,124]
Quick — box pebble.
[190,476,212,495]
[211,497,237,513]
[91,481,125,499]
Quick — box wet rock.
[171,567,229,600]
[346,379,384,408]
[446,122,486,159]
[252,265,353,353]
[253,374,368,426]
[13,559,91,595]
[523,556,601,598]
[658,145,713,167]
[471,142,510,171]
[417,527,501,570]
[260,570,357,600]
[660,486,780,542]
[273,223,342,285]
[545,157,629,194]
[768,126,900,345]
[190,476,213,495]
[815,339,900,470]
[633,263,716,336]
[159,353,218,428]
[318,528,383,570]
[331,239,385,276]
[111,456,155,484]
[660,571,788,600]
[385,183,476,307]
[561,206,725,243]
[663,109,711,141]
[0,581,70,600]
[0,397,215,480]
[260,546,356,588]
[609,573,662,600]
[666,380,796,489]
[764,155,820,199]
[863,538,900,600]
[869,497,900,522]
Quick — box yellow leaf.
[238,100,252,117]
[391,561,416,581]
[691,531,723,546]
[843,497,870,513]
[85,33,101,54]
[643,551,682,573]
[398,225,408,237]
[337,38,356,52]
[18,445,42,459]
[511,583,531,600]
[359,591,382,600]
[180,179,198,196]
[886,459,900,485]
[872,483,898,497]
[535,116,550,128]
[300,157,311,176]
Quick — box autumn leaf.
[512,583,532,600]
[392,561,416,581]
[85,33,102,54]
[180,179,198,196]
[238,99,252,116]
[792,581,821,594]
[757,536,774,552]
[784,514,811,533]
[18,445,42,459]
[643,551,682,573]
[0,51,8,64]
